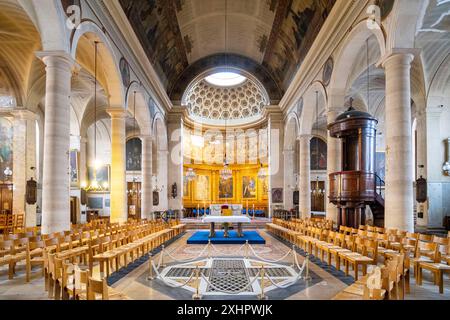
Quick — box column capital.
[35,50,80,73]
[299,134,313,142]
[107,107,129,119]
[380,51,415,69]
[140,135,154,142]
[11,109,38,121]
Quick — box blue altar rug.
[187,230,266,245]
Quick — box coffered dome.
[183,73,269,126]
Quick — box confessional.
[328,107,385,228]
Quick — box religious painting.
[242,176,257,199]
[310,137,327,170]
[219,177,233,199]
[0,118,13,183]
[119,0,188,91]
[126,138,142,171]
[272,188,283,204]
[69,150,79,187]
[87,197,103,209]
[262,0,336,91]
[376,152,386,182]
[194,175,210,201]
[262,176,270,200]
[119,58,131,88]
[87,165,110,191]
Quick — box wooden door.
[0,184,13,215]
[127,182,141,218]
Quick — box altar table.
[202,216,251,238]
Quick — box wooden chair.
[0,240,16,279]
[340,239,378,281]
[86,277,129,300]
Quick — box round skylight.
[204,72,247,87]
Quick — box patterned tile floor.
[0,229,449,300]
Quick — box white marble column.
[326,108,342,223]
[107,108,128,224]
[382,53,415,232]
[283,150,295,209]
[37,52,75,234]
[299,135,312,218]
[141,135,153,219]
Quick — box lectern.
[328,107,384,228]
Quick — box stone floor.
[0,230,449,300]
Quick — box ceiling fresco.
[119,0,336,98]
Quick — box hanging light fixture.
[127,91,140,197]
[152,174,163,193]
[311,91,324,199]
[219,0,232,181]
[84,41,106,193]
[257,163,267,181]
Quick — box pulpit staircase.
[369,175,385,227]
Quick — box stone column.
[37,52,75,234]
[299,135,312,218]
[283,150,295,209]
[107,108,128,224]
[382,53,415,232]
[167,112,183,211]
[79,136,88,186]
[326,108,342,223]
[12,110,38,227]
[141,135,153,219]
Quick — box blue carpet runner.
[187,230,266,245]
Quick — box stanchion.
[160,245,166,268]
[303,254,311,281]
[258,265,267,300]
[291,245,296,268]
[208,240,212,259]
[192,266,202,300]
[147,253,155,280]
[245,240,249,259]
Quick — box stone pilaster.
[299,135,312,218]
[141,135,153,219]
[107,108,128,224]
[283,149,295,209]
[36,51,75,234]
[382,53,415,232]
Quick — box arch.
[300,81,328,135]
[125,82,152,137]
[152,113,168,151]
[152,113,168,211]
[329,19,386,101]
[283,113,300,151]
[70,20,125,108]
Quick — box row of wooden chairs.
[267,219,450,297]
[0,214,25,234]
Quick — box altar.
[202,216,251,238]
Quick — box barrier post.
[245,240,249,259]
[160,245,166,268]
[192,266,202,300]
[208,240,212,259]
[304,254,311,281]
[258,265,267,300]
[147,253,155,280]
[291,245,296,268]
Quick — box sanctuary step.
[181,218,269,231]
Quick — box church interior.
[0,0,450,302]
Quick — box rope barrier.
[150,260,197,288]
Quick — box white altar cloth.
[202,216,251,223]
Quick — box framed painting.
[242,176,257,199]
[0,118,13,183]
[194,174,210,201]
[87,165,110,192]
[87,197,103,209]
[70,150,79,187]
[261,176,269,200]
[310,137,327,170]
[272,188,283,204]
[126,138,142,171]
[219,176,233,199]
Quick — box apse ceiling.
[119,0,336,101]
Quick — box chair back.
[87,277,109,300]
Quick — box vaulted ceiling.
[119,0,336,101]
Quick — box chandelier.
[185,167,197,181]
[3,167,12,181]
[257,163,267,181]
[311,91,323,200]
[220,163,233,180]
[83,41,107,193]
[153,175,163,192]
[126,91,140,197]
[311,176,324,198]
